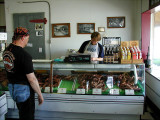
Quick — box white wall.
[5,0,50,59]
[142,0,149,13]
[5,0,144,59]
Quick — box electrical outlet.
[39,48,42,53]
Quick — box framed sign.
[98,27,105,32]
[107,17,125,28]
[77,23,95,34]
[35,23,43,30]
[36,31,43,36]
[52,23,70,38]
[0,26,6,32]
[149,0,160,9]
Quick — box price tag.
[110,89,119,95]
[106,76,113,89]
[125,89,135,95]
[76,89,85,94]
[92,88,102,94]
[44,87,52,93]
[58,88,67,94]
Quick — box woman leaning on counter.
[78,32,104,61]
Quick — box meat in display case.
[0,69,8,91]
[0,61,145,96]
[34,62,145,96]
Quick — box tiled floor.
[5,102,160,120]
[141,100,160,120]
[141,106,155,120]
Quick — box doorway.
[13,12,45,59]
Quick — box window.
[150,11,160,67]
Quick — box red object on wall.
[30,18,47,24]
[141,10,151,60]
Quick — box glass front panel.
[0,61,145,96]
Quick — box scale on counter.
[0,32,7,60]
[64,53,91,63]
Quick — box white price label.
[92,88,102,94]
[44,87,53,93]
[125,89,135,95]
[110,89,119,95]
[106,76,113,89]
[58,88,67,94]
[76,89,85,94]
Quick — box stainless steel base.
[7,109,140,120]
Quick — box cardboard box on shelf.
[132,58,143,64]
[120,40,143,64]
[130,41,139,47]
[121,41,129,48]
[121,59,132,64]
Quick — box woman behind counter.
[78,32,104,61]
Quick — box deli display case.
[0,60,145,120]
[0,64,7,120]
[0,92,7,120]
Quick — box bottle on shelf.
[111,46,114,63]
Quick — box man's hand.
[38,95,44,105]
[26,73,44,105]
[91,57,103,61]
[91,57,97,61]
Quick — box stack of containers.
[120,41,143,64]
[130,46,142,60]
[121,46,131,60]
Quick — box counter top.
[0,91,5,97]
[0,60,145,69]
[145,68,160,81]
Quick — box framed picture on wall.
[36,31,43,36]
[52,23,70,38]
[149,0,160,9]
[107,17,125,28]
[0,26,6,32]
[35,23,43,30]
[77,23,95,34]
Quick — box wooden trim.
[50,61,53,93]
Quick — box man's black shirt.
[3,43,34,85]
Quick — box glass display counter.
[0,60,145,120]
[0,91,7,120]
[34,61,145,97]
[33,61,145,120]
